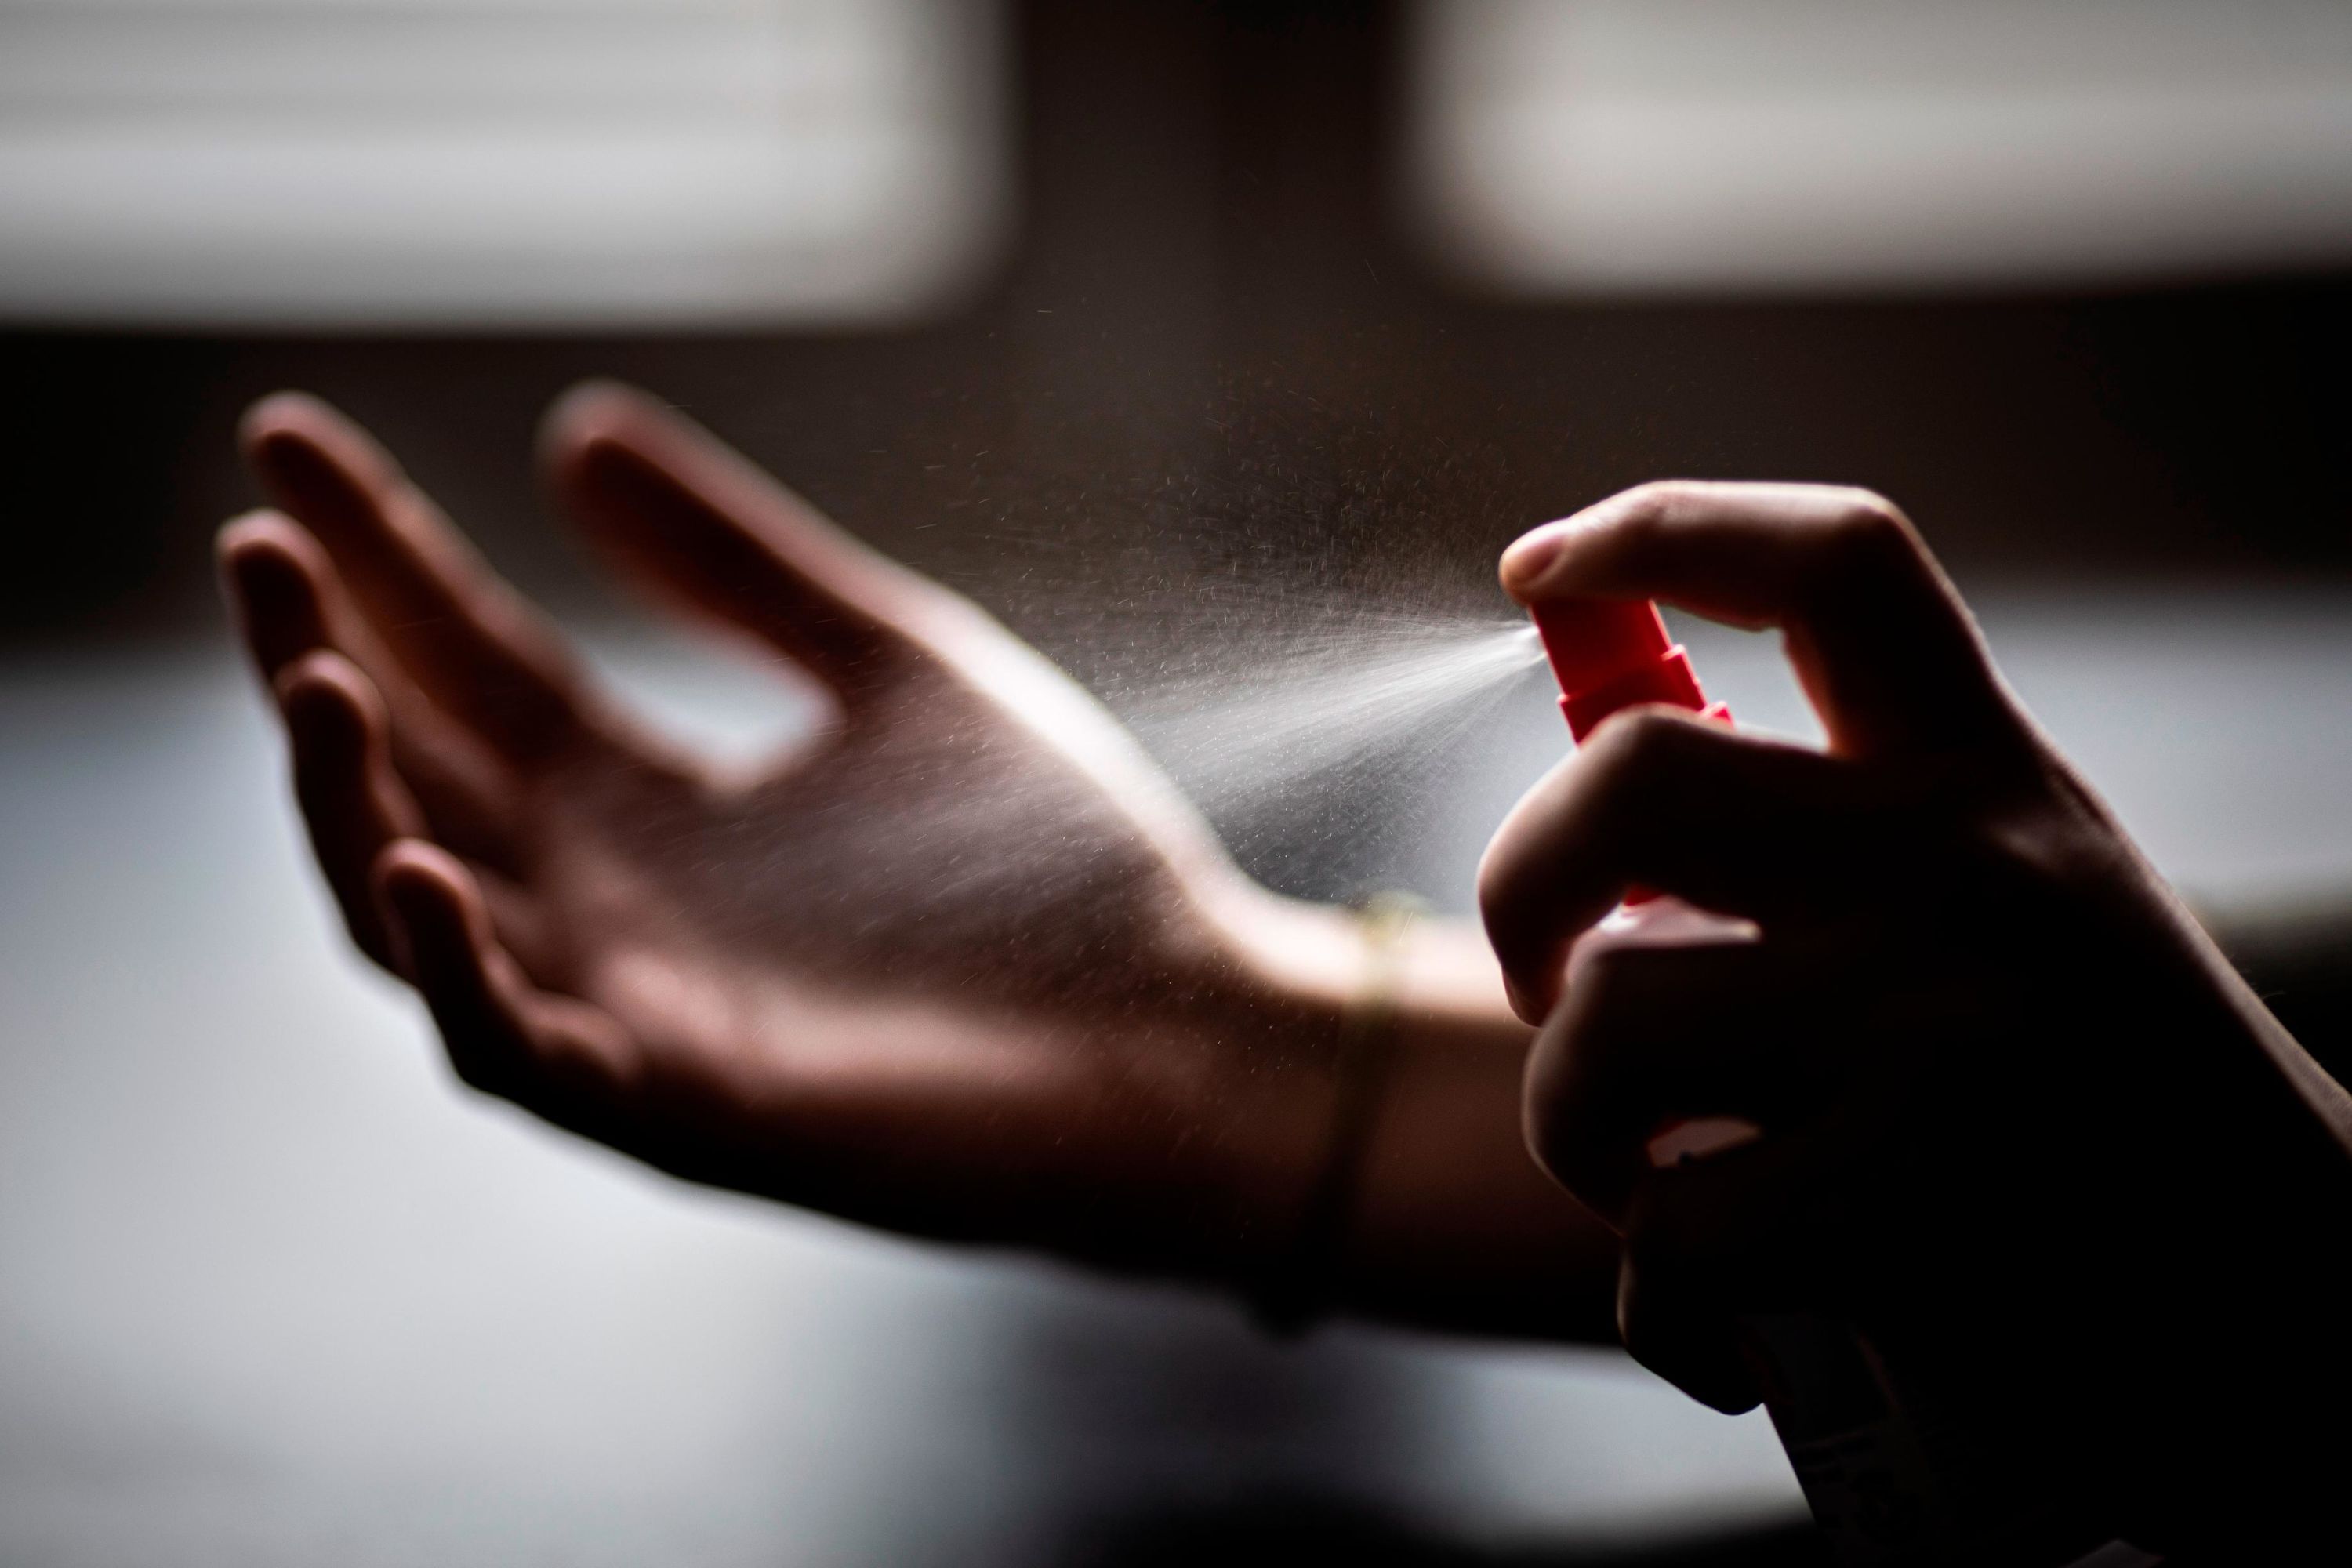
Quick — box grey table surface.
[4,590,2347,1566]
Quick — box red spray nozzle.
[1530,597,1730,905]
[1530,598,1724,739]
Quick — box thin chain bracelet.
[1249,891,1426,1334]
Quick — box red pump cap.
[1530,598,1725,739]
[1532,597,1730,905]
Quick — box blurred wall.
[4,0,2348,660]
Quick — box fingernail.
[1499,528,1568,595]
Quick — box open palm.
[220,386,1346,1283]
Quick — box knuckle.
[1526,984,1622,1134]
[1615,477,1704,525]
[1478,755,1588,920]
[1520,1065,1567,1174]
[1473,836,1515,927]
[1566,942,1664,1024]
[1813,490,1922,585]
[1523,1079,1593,1195]
[1623,1205,1722,1280]
[1475,883,1537,996]
[1590,479,1708,554]
[1522,1011,1590,1153]
[1828,487,1911,539]
[1971,797,2131,916]
[1933,745,2122,898]
[1526,1116,1581,1198]
[1584,706,1699,790]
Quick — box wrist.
[1174,880,1360,1295]
[1193,879,1581,1333]
[1247,893,1431,1330]
[1200,876,1520,1036]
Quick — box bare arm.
[220,383,1616,1344]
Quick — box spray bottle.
[1526,596,2154,1568]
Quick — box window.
[1408,0,2352,295]
[0,0,1008,326]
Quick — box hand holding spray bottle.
[1520,592,2154,1568]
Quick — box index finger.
[1501,481,2021,759]
[541,383,938,706]
[241,392,602,764]
[1479,707,1891,1020]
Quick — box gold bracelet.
[1250,891,1425,1334]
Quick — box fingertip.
[550,430,637,512]
[543,378,652,439]
[1501,487,1648,601]
[216,508,318,578]
[1506,481,1725,605]
[373,841,628,1103]
[274,647,353,711]
[217,517,289,611]
[375,837,466,902]
[1498,523,1571,601]
[539,380,667,483]
[245,420,334,496]
[373,839,475,951]
[1498,964,1552,1029]
[219,514,334,662]
[238,389,311,445]
[542,405,719,576]
[540,425,645,532]
[217,506,288,557]
[241,391,401,510]
[238,390,339,466]
[274,648,378,735]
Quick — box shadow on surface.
[1060,1493,1824,1567]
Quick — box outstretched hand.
[1483,482,2352,1552]
[220,385,1360,1283]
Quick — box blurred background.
[4,2,2350,1563]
